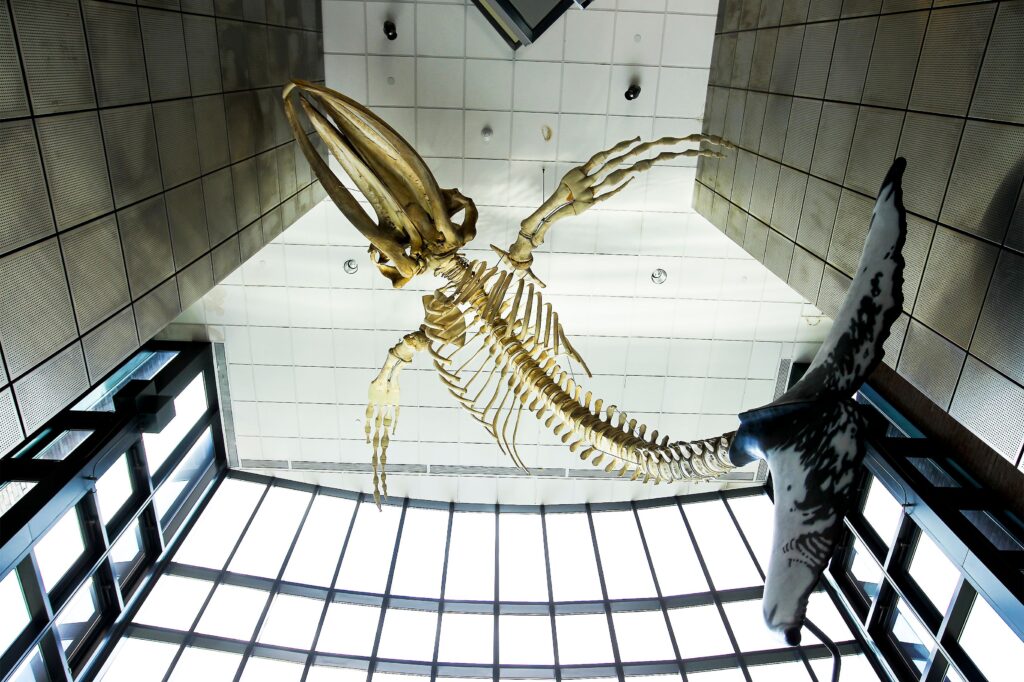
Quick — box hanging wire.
[803,618,842,682]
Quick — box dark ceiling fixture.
[472,0,593,50]
[383,20,397,41]
[625,83,641,101]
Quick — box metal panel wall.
[695,0,1024,471]
[0,0,326,453]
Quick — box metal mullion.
[367,499,411,682]
[538,506,560,682]
[231,486,320,681]
[584,503,623,682]
[674,500,752,682]
[492,505,499,682]
[158,481,272,682]
[631,502,688,682]
[301,493,364,681]
[431,503,455,682]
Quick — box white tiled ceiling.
[161,0,833,504]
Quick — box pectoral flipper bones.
[284,81,908,646]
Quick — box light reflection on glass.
[34,507,86,591]
[142,372,208,475]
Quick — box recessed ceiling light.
[651,268,667,284]
[344,259,359,274]
[481,126,493,142]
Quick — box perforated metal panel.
[897,320,966,409]
[882,312,909,370]
[827,189,873,277]
[117,196,175,298]
[232,158,262,227]
[183,14,222,96]
[36,112,114,231]
[842,0,880,17]
[764,229,795,282]
[743,215,769,261]
[140,7,190,101]
[225,91,258,162]
[13,342,89,434]
[824,17,876,103]
[781,97,821,172]
[726,204,747,245]
[0,238,78,378]
[256,151,281,214]
[797,176,840,259]
[194,96,231,174]
[808,0,842,21]
[788,246,824,304]
[861,10,928,108]
[82,306,139,383]
[781,0,810,25]
[0,3,28,120]
[238,220,263,261]
[809,102,858,184]
[60,215,131,333]
[770,167,806,240]
[203,169,238,244]
[971,2,1024,125]
[759,0,783,27]
[731,150,757,212]
[739,91,766,153]
[723,90,746,147]
[217,18,250,92]
[950,357,1024,462]
[276,144,298,200]
[901,214,935,313]
[0,387,23,455]
[940,120,1024,244]
[896,113,964,221]
[910,4,995,116]
[844,107,904,196]
[101,105,163,208]
[10,0,94,114]
[769,25,803,95]
[82,0,149,107]
[178,254,214,310]
[246,24,271,89]
[166,180,211,269]
[0,120,55,256]
[971,251,1024,385]
[730,30,755,88]
[758,95,792,162]
[153,99,202,189]
[794,21,836,98]
[748,29,778,91]
[914,227,998,349]
[816,265,851,321]
[212,236,241,282]
[749,157,780,224]
[713,34,736,88]
[134,277,180,342]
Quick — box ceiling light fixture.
[383,20,397,41]
[344,259,359,274]
[625,84,641,101]
[481,125,493,143]
[651,268,667,284]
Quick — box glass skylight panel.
[391,506,448,598]
[544,512,602,601]
[110,519,145,586]
[592,510,657,599]
[685,670,746,682]
[746,661,812,681]
[498,513,548,602]
[808,654,883,682]
[890,598,933,674]
[239,656,305,681]
[283,494,356,586]
[437,612,493,664]
[307,665,370,682]
[142,372,208,475]
[153,428,214,526]
[682,501,761,590]
[9,645,49,681]
[373,674,430,682]
[229,485,311,578]
[335,502,402,593]
[317,601,381,656]
[96,454,133,524]
[34,506,86,591]
[862,478,903,547]
[959,595,1022,682]
[258,593,323,649]
[724,494,773,573]
[195,584,269,640]
[721,601,779,652]
[1,570,30,656]
[377,607,439,661]
[667,605,733,658]
[612,610,675,662]
[636,505,707,596]
[173,478,265,569]
[133,575,213,631]
[625,675,685,682]
[99,637,179,682]
[55,577,99,654]
[498,614,553,664]
[31,429,92,461]
[907,529,960,615]
[445,511,495,601]
[554,613,614,664]
[73,350,177,412]
[802,592,854,645]
[166,646,242,682]
[0,481,36,519]
[847,538,882,600]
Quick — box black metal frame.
[0,342,227,682]
[470,0,593,49]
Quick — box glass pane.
[747,661,812,681]
[34,507,86,591]
[722,600,780,652]
[683,501,761,590]
[230,485,311,578]
[438,612,493,664]
[142,372,208,474]
[317,601,381,656]
[846,538,882,601]
[445,512,494,601]
[283,494,357,587]
[498,513,548,601]
[725,494,774,574]
[167,646,242,682]
[9,646,49,682]
[667,605,732,658]
[545,512,602,601]
[637,504,707,596]
[890,598,933,674]
[334,502,402,593]
[809,654,883,682]
[173,478,265,569]
[802,592,854,645]
[73,350,178,412]
[555,613,614,664]
[0,481,36,519]
[134,575,213,630]
[0,570,30,655]
[686,670,746,682]
[592,510,657,599]
[377,607,438,661]
[959,595,1022,682]
[391,507,448,598]
[96,454,133,524]
[862,478,902,547]
[110,520,146,587]
[626,675,684,682]
[55,576,99,654]
[99,637,179,682]
[31,430,92,461]
[908,530,960,615]
[498,614,552,664]
[195,584,269,640]
[239,656,305,682]
[153,428,214,527]
[258,593,323,649]
[612,610,675,661]
[307,666,369,682]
